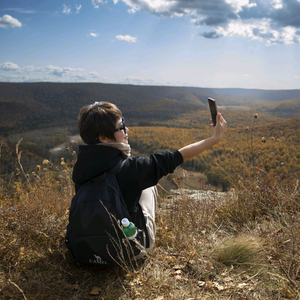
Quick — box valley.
[0,82,300,191]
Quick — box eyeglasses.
[115,117,126,134]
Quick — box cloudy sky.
[1,0,300,89]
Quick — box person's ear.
[98,135,109,143]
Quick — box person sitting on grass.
[71,101,227,261]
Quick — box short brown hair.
[78,102,122,144]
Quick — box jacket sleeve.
[116,150,183,206]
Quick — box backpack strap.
[106,158,150,249]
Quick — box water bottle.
[121,218,137,240]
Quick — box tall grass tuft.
[213,234,263,266]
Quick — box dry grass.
[212,234,263,266]
[1,141,300,299]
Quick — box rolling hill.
[0,82,203,135]
[267,96,300,118]
[1,82,300,136]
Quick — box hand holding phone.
[208,97,218,126]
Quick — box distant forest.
[0,82,300,190]
[1,82,300,136]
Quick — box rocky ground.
[168,188,235,204]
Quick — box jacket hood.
[72,144,123,186]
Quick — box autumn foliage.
[130,113,300,191]
[1,110,300,298]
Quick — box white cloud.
[23,65,36,72]
[0,14,22,28]
[0,62,21,71]
[247,3,257,8]
[0,74,24,82]
[204,19,300,45]
[88,71,101,78]
[92,0,104,8]
[62,4,71,15]
[1,63,86,78]
[272,0,283,9]
[61,4,82,15]
[118,75,168,85]
[0,64,110,83]
[76,5,82,14]
[224,0,250,13]
[3,8,37,14]
[89,32,99,37]
[116,35,137,42]
[281,26,300,45]
[38,65,85,77]
[113,0,300,45]
[19,64,85,77]
[0,62,167,85]
[124,0,175,14]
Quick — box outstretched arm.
[178,113,227,162]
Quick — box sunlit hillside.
[268,96,300,118]
[129,113,300,189]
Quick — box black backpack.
[65,160,147,267]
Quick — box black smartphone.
[208,97,218,126]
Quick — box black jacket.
[73,144,183,213]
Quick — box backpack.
[65,159,147,267]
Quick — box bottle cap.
[121,218,129,227]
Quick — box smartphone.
[208,97,218,126]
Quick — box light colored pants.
[134,186,157,260]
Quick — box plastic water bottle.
[121,218,137,240]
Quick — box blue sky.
[1,0,300,89]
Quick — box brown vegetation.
[1,115,300,299]
[130,113,300,191]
